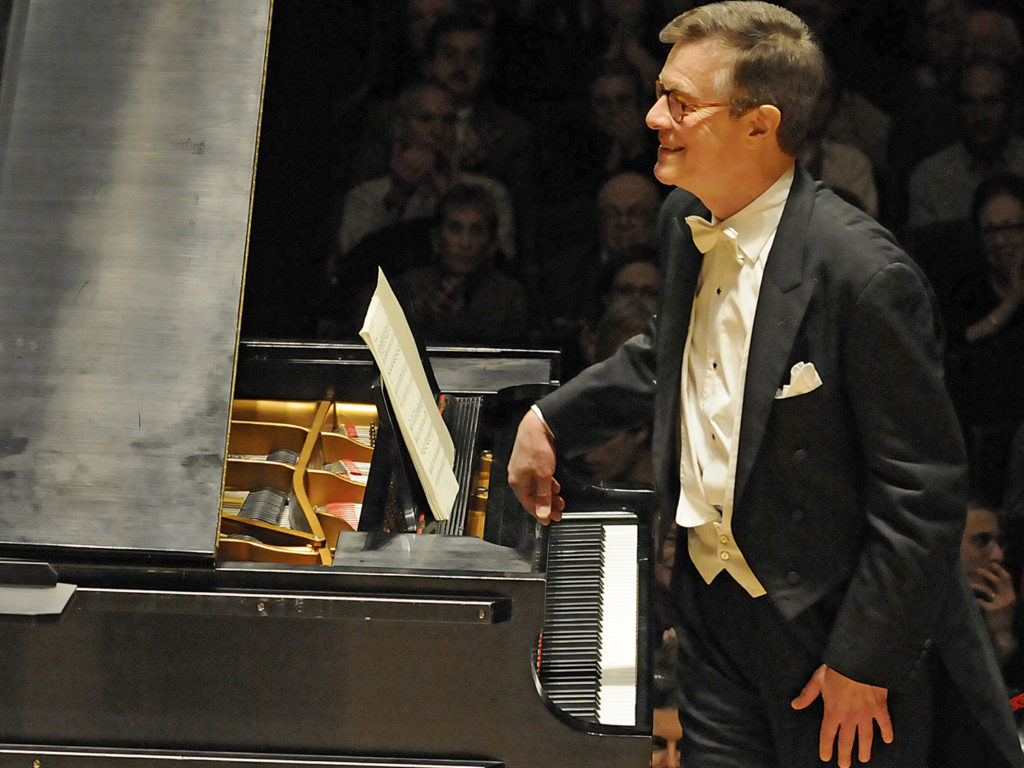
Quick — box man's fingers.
[791,664,825,710]
[534,484,553,525]
[818,713,838,762]
[877,706,894,744]
[835,722,857,768]
[856,718,874,766]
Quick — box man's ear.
[745,104,782,146]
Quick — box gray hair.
[659,1,824,156]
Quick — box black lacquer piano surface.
[0,3,653,767]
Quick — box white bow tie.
[685,215,741,263]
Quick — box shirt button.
[716,287,722,295]
[791,508,805,523]
[719,534,730,544]
[720,551,731,561]
[793,448,808,463]
[786,570,801,585]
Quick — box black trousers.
[670,548,935,768]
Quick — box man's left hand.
[791,664,893,767]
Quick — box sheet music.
[359,269,458,522]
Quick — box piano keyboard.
[537,512,640,726]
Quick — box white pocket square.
[775,362,822,399]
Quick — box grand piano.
[0,3,654,767]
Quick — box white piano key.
[597,523,639,726]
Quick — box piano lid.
[0,0,271,562]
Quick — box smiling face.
[978,191,1024,282]
[646,40,751,206]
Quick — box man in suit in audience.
[507,3,1024,766]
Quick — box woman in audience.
[945,172,1024,501]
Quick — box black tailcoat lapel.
[734,168,818,509]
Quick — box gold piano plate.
[218,398,378,564]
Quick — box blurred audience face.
[436,203,495,275]
[922,2,964,72]
[957,61,1011,159]
[431,28,489,102]
[598,173,660,252]
[978,190,1024,286]
[961,504,1006,580]
[402,84,458,150]
[406,0,456,55]
[964,8,1023,68]
[591,73,642,127]
[609,261,660,314]
[652,708,684,768]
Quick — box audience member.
[425,13,535,183]
[961,500,1019,670]
[424,12,537,274]
[582,297,652,366]
[336,80,516,259]
[598,246,661,315]
[781,0,907,107]
[589,58,662,182]
[539,172,660,300]
[538,58,660,207]
[378,0,458,99]
[569,263,659,509]
[651,697,684,768]
[392,183,529,345]
[557,243,658,369]
[592,0,665,90]
[536,173,661,371]
[944,172,1024,500]
[781,0,893,172]
[909,0,967,95]
[331,0,458,190]
[886,0,969,228]
[906,58,1024,236]
[597,172,663,258]
[798,59,880,219]
[964,6,1024,75]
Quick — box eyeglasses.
[980,221,1024,240]
[655,78,730,122]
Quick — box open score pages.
[358,268,458,521]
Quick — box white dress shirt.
[676,166,794,597]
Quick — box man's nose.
[992,541,1006,563]
[646,97,671,130]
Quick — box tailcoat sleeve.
[822,257,968,690]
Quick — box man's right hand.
[507,409,565,525]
